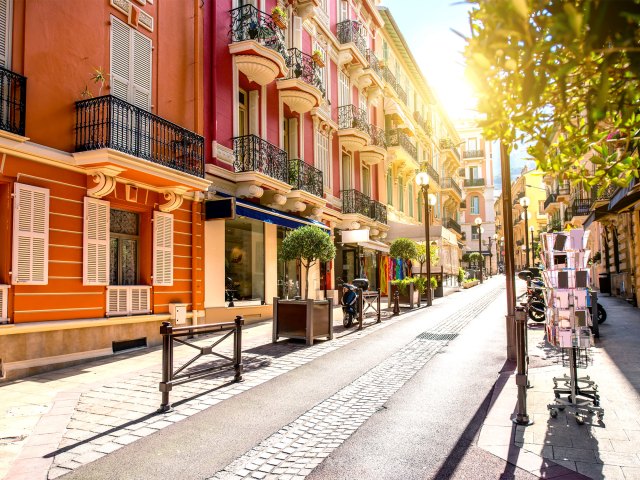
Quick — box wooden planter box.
[389,283,418,309]
[272,297,333,346]
[462,280,480,289]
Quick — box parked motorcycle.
[341,283,358,328]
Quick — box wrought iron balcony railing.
[341,189,371,217]
[463,149,484,159]
[590,184,616,208]
[336,20,367,59]
[442,177,462,197]
[75,95,205,177]
[0,66,26,136]
[543,193,557,210]
[229,4,286,58]
[365,49,382,78]
[367,124,386,148]
[381,66,407,104]
[338,104,369,134]
[288,158,323,198]
[386,128,417,161]
[232,134,288,183]
[440,137,461,162]
[414,111,432,135]
[424,162,440,186]
[464,178,486,187]
[570,197,592,217]
[285,48,324,95]
[444,217,461,235]
[370,200,387,224]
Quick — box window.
[359,90,367,120]
[12,183,49,285]
[468,138,477,151]
[339,70,350,106]
[316,130,330,188]
[469,166,479,180]
[341,152,353,189]
[110,209,140,286]
[0,0,13,68]
[386,169,393,207]
[417,194,423,222]
[313,42,327,95]
[362,165,371,197]
[110,16,152,110]
[398,177,404,212]
[472,225,480,240]
[408,183,414,217]
[225,217,264,303]
[338,0,348,22]
[238,89,248,137]
[470,196,480,215]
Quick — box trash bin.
[598,273,611,295]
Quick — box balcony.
[229,5,288,85]
[439,138,461,166]
[341,189,371,217]
[444,217,462,235]
[75,95,205,178]
[337,104,370,152]
[460,199,466,209]
[464,178,486,188]
[336,20,368,68]
[359,49,384,95]
[590,184,617,209]
[386,128,418,170]
[557,182,571,200]
[381,67,407,105]
[566,197,591,220]
[463,149,484,159]
[424,162,440,187]
[232,134,288,191]
[513,190,526,206]
[369,200,388,224]
[288,159,323,198]
[413,111,432,137]
[277,48,324,113]
[360,123,386,166]
[441,177,462,200]
[0,66,26,137]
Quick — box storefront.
[334,230,389,292]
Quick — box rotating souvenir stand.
[540,229,604,424]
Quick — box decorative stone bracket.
[86,167,124,199]
[159,187,190,213]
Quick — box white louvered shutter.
[83,197,110,286]
[0,0,11,69]
[132,30,151,110]
[153,211,173,286]
[12,183,49,285]
[110,16,130,102]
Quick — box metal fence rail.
[158,317,244,411]
[357,288,381,330]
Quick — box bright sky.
[379,0,477,121]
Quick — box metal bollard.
[376,288,381,323]
[158,321,173,413]
[393,290,400,316]
[590,290,599,339]
[357,288,364,330]
[234,315,244,382]
[512,306,533,425]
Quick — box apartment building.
[0,0,209,380]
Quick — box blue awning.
[235,200,330,231]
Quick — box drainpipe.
[192,193,202,326]
[194,0,202,134]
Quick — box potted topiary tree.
[273,226,336,345]
[389,238,418,307]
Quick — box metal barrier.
[158,316,244,412]
[357,288,381,330]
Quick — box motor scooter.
[341,283,358,328]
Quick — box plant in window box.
[312,49,325,67]
[273,226,336,345]
[271,6,288,29]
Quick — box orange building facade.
[0,0,209,380]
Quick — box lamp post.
[500,236,505,273]
[474,217,483,283]
[490,233,498,276]
[529,226,535,267]
[416,172,437,307]
[519,196,530,269]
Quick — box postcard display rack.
[540,229,604,424]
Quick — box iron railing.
[440,138,461,162]
[288,158,323,197]
[285,48,324,95]
[365,49,382,78]
[570,198,592,217]
[229,4,286,58]
[232,134,288,183]
[444,217,462,235]
[544,193,557,210]
[513,190,526,206]
[336,20,367,59]
[442,177,462,197]
[0,66,26,136]
[460,199,466,209]
[386,128,417,161]
[558,182,571,196]
[341,189,371,217]
[158,318,243,411]
[424,162,440,186]
[590,184,617,208]
[338,104,369,134]
[381,66,407,104]
[414,111,432,135]
[75,95,205,177]
[463,149,484,159]
[368,124,386,148]
[464,178,486,187]
[369,200,387,224]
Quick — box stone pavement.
[478,292,640,479]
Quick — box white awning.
[357,240,390,253]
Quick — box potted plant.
[273,226,336,345]
[312,49,325,67]
[271,6,288,29]
[389,238,419,308]
[390,278,418,309]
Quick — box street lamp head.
[479,227,485,234]
[474,217,482,226]
[519,196,530,208]
[427,193,437,206]
[492,233,498,240]
[415,171,429,186]
[529,226,535,232]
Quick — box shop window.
[225,217,264,304]
[110,209,139,285]
[277,227,299,299]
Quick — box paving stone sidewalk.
[478,293,640,480]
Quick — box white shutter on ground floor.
[153,211,173,286]
[83,197,110,286]
[12,183,49,285]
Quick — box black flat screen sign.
[205,198,236,220]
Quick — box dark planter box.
[272,297,333,346]
[389,283,417,309]
[434,284,444,297]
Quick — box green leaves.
[279,226,336,266]
[389,238,418,262]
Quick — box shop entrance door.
[277,227,300,299]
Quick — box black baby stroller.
[341,283,358,328]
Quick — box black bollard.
[393,290,400,316]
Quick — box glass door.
[277,227,300,299]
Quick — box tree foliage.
[390,238,418,262]
[415,242,440,274]
[464,0,640,188]
[280,226,336,299]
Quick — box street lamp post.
[529,226,535,267]
[491,233,498,276]
[474,217,483,283]
[500,236,505,273]
[416,172,437,307]
[519,196,530,269]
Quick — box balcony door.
[362,164,371,197]
[339,71,350,107]
[342,152,353,190]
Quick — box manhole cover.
[416,332,459,341]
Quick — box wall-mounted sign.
[204,198,236,220]
[341,229,369,244]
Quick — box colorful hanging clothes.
[379,256,389,295]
